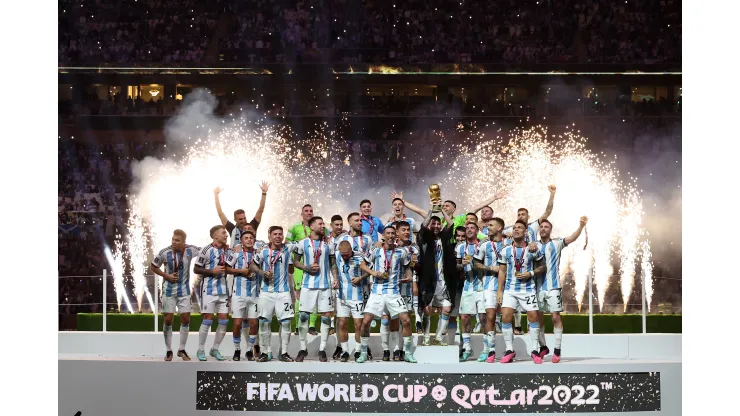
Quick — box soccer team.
[150,182,588,364]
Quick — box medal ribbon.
[268,248,281,272]
[172,249,183,274]
[362,215,375,236]
[309,239,322,265]
[513,241,525,273]
[384,249,394,275]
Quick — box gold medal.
[382,272,389,279]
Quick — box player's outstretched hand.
[548,184,557,193]
[259,181,270,193]
[528,242,538,253]
[214,187,223,195]
[580,216,589,227]
[390,190,403,200]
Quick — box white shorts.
[484,289,499,310]
[501,292,539,312]
[460,291,486,315]
[200,294,229,314]
[162,295,191,314]
[258,291,295,322]
[538,288,563,313]
[299,288,334,313]
[431,281,452,308]
[231,296,259,319]
[337,297,364,319]
[364,293,408,319]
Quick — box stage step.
[413,345,459,364]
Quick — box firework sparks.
[641,239,654,312]
[111,238,133,313]
[117,117,650,313]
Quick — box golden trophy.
[428,183,442,212]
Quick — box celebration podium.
[59,331,681,415]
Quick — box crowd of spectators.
[59,0,681,66]
[61,87,682,121]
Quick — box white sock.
[360,336,369,354]
[320,316,331,351]
[198,320,212,351]
[299,315,309,350]
[179,323,189,351]
[486,330,495,353]
[435,314,449,340]
[380,320,390,350]
[259,321,270,355]
[462,333,471,351]
[391,330,400,352]
[423,315,432,340]
[529,322,541,351]
[213,320,228,350]
[281,320,292,354]
[341,341,349,352]
[554,326,564,349]
[413,297,420,323]
[403,336,413,353]
[163,324,173,351]
[503,324,513,351]
[247,335,257,351]
[538,323,547,347]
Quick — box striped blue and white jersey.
[334,233,373,256]
[152,245,200,297]
[226,249,260,297]
[535,238,568,291]
[498,243,543,294]
[294,237,335,290]
[365,246,410,295]
[384,217,418,243]
[194,245,231,296]
[399,243,419,298]
[253,244,296,294]
[474,239,511,291]
[503,220,541,243]
[455,241,483,292]
[336,254,366,301]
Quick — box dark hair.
[302,204,313,210]
[514,219,528,228]
[517,208,529,214]
[540,219,552,228]
[466,212,478,221]
[360,199,372,207]
[465,221,479,230]
[233,209,246,218]
[429,216,442,224]
[330,214,343,223]
[455,226,466,234]
[347,212,360,222]
[308,216,323,227]
[395,221,411,230]
[209,225,225,237]
[490,217,505,228]
[173,229,187,240]
[241,230,255,239]
[391,198,404,206]
[268,225,283,235]
[384,225,396,231]
[444,200,457,209]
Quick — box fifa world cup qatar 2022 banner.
[196,371,661,413]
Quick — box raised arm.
[253,181,270,223]
[468,190,507,214]
[538,185,557,223]
[390,190,427,218]
[213,187,229,227]
[564,216,588,246]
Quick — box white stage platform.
[59,332,681,415]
